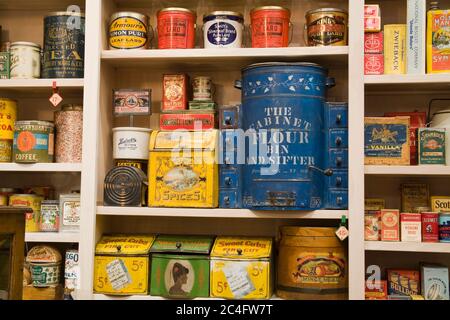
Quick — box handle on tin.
[308,166,333,176]
[234,80,242,90]
[289,22,294,45]
[428,99,450,125]
[326,78,336,88]
[148,25,155,48]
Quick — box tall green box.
[150,235,214,298]
[419,128,446,165]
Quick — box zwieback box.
[148,130,219,208]
[93,234,155,295]
[210,236,273,299]
[150,235,214,298]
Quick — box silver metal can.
[192,76,213,101]
[10,41,41,79]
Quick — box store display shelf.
[0,163,82,172]
[365,74,450,92]
[101,46,349,68]
[25,232,79,243]
[365,241,450,253]
[97,206,347,219]
[93,294,282,300]
[365,165,450,176]
[0,78,84,96]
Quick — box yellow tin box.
[210,236,273,299]
[427,8,450,73]
[384,24,407,74]
[148,130,218,208]
[93,234,155,295]
[431,196,450,213]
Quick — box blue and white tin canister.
[203,11,244,48]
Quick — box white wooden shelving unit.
[25,232,79,243]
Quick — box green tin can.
[419,128,446,165]
[0,52,10,79]
[188,101,216,110]
[13,120,55,163]
[150,235,214,298]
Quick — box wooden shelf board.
[365,74,450,93]
[365,241,450,253]
[101,47,349,69]
[365,165,450,176]
[97,206,347,219]
[93,294,283,300]
[25,232,79,243]
[0,163,82,172]
[0,79,84,95]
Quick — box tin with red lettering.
[157,8,196,49]
[250,6,291,48]
[422,212,439,242]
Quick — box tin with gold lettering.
[109,12,149,50]
[305,8,348,46]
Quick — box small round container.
[157,7,196,49]
[203,11,244,48]
[250,6,291,48]
[439,212,450,243]
[10,41,41,79]
[109,11,149,50]
[55,105,83,163]
[13,120,55,163]
[305,8,348,46]
[39,200,60,232]
[26,246,62,287]
[9,193,44,232]
[113,127,151,160]
[192,76,213,101]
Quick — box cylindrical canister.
[9,194,44,232]
[157,8,196,49]
[0,188,18,206]
[305,8,348,46]
[26,246,62,287]
[109,11,149,50]
[13,120,54,163]
[112,127,151,160]
[64,249,79,297]
[422,212,439,242]
[439,213,450,243]
[431,109,450,165]
[10,42,41,79]
[55,105,83,163]
[241,62,332,210]
[0,98,17,162]
[203,11,244,48]
[277,227,348,300]
[192,76,213,101]
[250,6,291,48]
[39,200,60,232]
[43,12,85,78]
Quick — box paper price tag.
[49,92,63,107]
[106,259,132,291]
[223,262,255,299]
[336,226,349,241]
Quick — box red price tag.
[335,226,349,241]
[49,92,63,107]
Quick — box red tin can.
[250,6,290,48]
[421,212,439,242]
[157,7,196,49]
[162,74,189,111]
[160,110,216,130]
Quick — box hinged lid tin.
[150,130,218,150]
[150,235,214,254]
[95,234,155,255]
[211,237,272,259]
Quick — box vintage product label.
[39,202,59,232]
[388,269,420,296]
[419,128,446,165]
[64,250,79,290]
[211,237,272,259]
[422,212,439,242]
[427,9,450,73]
[401,183,429,212]
[0,52,10,79]
[114,159,148,174]
[30,264,61,287]
[162,74,188,111]
[109,16,148,49]
[364,5,380,17]
[364,17,381,32]
[96,235,155,254]
[0,139,12,162]
[365,212,380,241]
[422,265,450,300]
[431,196,450,212]
[188,101,216,110]
[381,209,400,241]
[365,198,385,211]
[439,214,450,242]
[113,89,151,116]
[384,24,407,74]
[306,11,348,46]
[252,15,287,48]
[365,280,387,300]
[159,112,216,130]
[204,15,243,48]
[0,99,16,140]
[62,200,80,226]
[407,0,426,74]
[9,194,43,232]
[400,213,422,242]
[364,32,383,54]
[158,13,195,49]
[364,54,384,75]
[364,117,410,165]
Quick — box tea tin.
[13,120,55,163]
[439,213,450,243]
[422,212,439,242]
[203,11,244,48]
[150,235,214,298]
[305,8,348,46]
[94,235,155,295]
[109,12,149,50]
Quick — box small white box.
[401,213,422,242]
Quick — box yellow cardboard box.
[384,24,406,74]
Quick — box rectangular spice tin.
[364,117,410,165]
[401,183,429,213]
[384,24,407,74]
[93,234,155,295]
[159,110,216,131]
[364,32,383,54]
[113,89,151,116]
[427,8,450,73]
[421,264,449,300]
[210,237,273,299]
[162,74,189,111]
[380,209,400,241]
[149,235,214,298]
[418,128,446,165]
[387,269,420,296]
[422,212,439,242]
[400,213,422,242]
[431,196,450,213]
[148,130,218,208]
[364,54,384,75]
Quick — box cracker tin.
[364,17,381,33]
[380,209,400,241]
[387,269,420,296]
[365,198,385,211]
[162,74,189,111]
[400,213,422,242]
[365,280,387,300]
[94,235,155,295]
[9,193,44,232]
[431,196,450,213]
[148,130,218,208]
[364,32,383,54]
[364,54,384,75]
[384,24,407,74]
[150,235,214,298]
[113,89,151,116]
[427,6,450,73]
[210,236,272,299]
[421,264,449,300]
[159,110,216,130]
[59,193,80,232]
[419,128,446,165]
[0,52,10,79]
[365,212,380,241]
[401,183,429,213]
[439,213,450,243]
[364,117,410,165]
[422,212,439,242]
